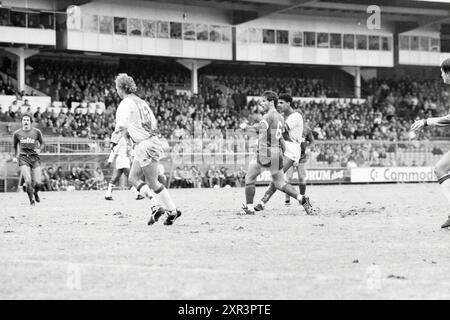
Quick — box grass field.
[1,183,450,300]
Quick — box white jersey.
[115,95,157,144]
[114,136,129,157]
[285,112,304,144]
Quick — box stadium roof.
[142,0,450,26]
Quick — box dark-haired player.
[12,114,44,205]
[253,93,313,214]
[411,58,450,228]
[241,91,308,215]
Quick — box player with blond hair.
[110,73,181,225]
[411,58,450,228]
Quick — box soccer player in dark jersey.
[411,58,450,228]
[12,114,44,205]
[241,91,308,215]
[253,94,313,214]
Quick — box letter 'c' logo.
[370,169,378,181]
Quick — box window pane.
[368,35,380,50]
[27,13,39,28]
[317,33,329,48]
[343,34,354,49]
[430,38,440,52]
[114,17,127,35]
[410,36,419,50]
[0,8,11,26]
[143,20,155,37]
[291,31,302,47]
[304,32,316,47]
[237,28,247,43]
[263,29,275,44]
[276,30,288,44]
[222,26,231,42]
[99,16,113,34]
[330,33,341,48]
[248,28,261,43]
[40,12,54,29]
[11,11,26,27]
[356,34,367,50]
[170,22,181,39]
[183,23,195,40]
[196,24,208,40]
[419,36,429,51]
[128,18,141,36]
[83,14,98,32]
[209,25,221,42]
[381,37,391,51]
[399,35,409,50]
[157,21,169,38]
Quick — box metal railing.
[1,137,449,168]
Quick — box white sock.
[130,186,140,198]
[105,183,114,197]
[296,194,304,202]
[155,187,176,211]
[139,184,160,207]
[246,204,254,211]
[441,179,450,205]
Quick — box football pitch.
[1,183,450,299]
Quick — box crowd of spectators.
[170,165,246,188]
[3,58,450,183]
[39,165,108,191]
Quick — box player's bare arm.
[411,114,450,131]
[36,130,44,154]
[12,132,19,163]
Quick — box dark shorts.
[18,154,41,169]
[257,148,283,171]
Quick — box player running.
[110,73,181,226]
[253,93,313,214]
[410,58,450,228]
[12,114,44,205]
[104,135,144,201]
[241,91,309,215]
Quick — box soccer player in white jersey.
[411,58,450,228]
[110,73,181,226]
[254,93,313,214]
[104,136,144,201]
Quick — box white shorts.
[284,141,301,163]
[115,155,130,170]
[134,136,164,167]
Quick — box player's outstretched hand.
[12,157,18,163]
[411,119,425,132]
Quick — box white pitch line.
[12,259,339,281]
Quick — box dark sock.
[245,183,256,204]
[299,183,306,196]
[261,182,277,204]
[26,182,34,202]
